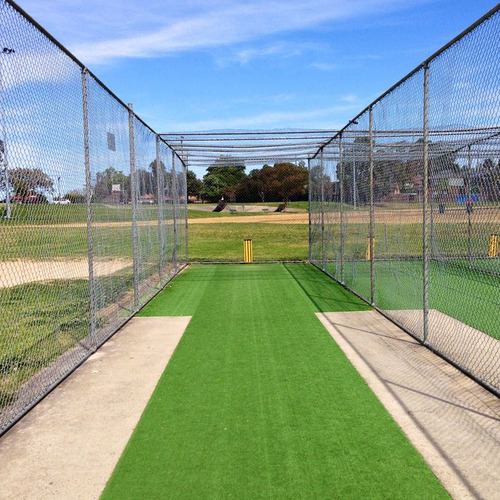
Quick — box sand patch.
[0,259,132,288]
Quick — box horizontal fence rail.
[0,0,187,435]
[310,5,500,395]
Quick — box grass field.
[188,223,308,261]
[323,259,500,340]
[101,263,448,499]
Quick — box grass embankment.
[325,259,500,340]
[0,270,139,408]
[102,263,448,499]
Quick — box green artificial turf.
[101,263,448,499]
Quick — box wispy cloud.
[17,0,434,65]
[340,94,359,103]
[164,103,362,131]
[219,41,327,66]
[309,62,343,72]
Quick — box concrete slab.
[382,309,500,390]
[317,310,500,500]
[0,316,191,500]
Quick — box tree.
[186,170,202,198]
[7,167,54,199]
[93,167,130,202]
[267,163,308,205]
[148,159,168,201]
[64,190,86,204]
[235,162,309,204]
[239,165,274,202]
[137,168,155,197]
[200,161,246,202]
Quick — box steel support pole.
[81,69,96,342]
[353,152,357,210]
[171,150,178,266]
[128,103,139,311]
[320,148,326,270]
[183,162,189,264]
[339,134,345,284]
[156,135,164,285]
[369,106,375,305]
[308,158,312,261]
[422,64,430,344]
[430,192,434,259]
[467,145,473,262]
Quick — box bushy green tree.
[8,167,54,198]
[186,170,203,198]
[201,163,246,202]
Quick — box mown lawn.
[187,223,308,261]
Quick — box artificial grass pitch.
[101,263,448,499]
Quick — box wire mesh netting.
[310,7,500,393]
[0,0,187,434]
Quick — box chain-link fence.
[310,5,500,395]
[0,0,187,435]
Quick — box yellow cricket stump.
[366,237,375,261]
[243,239,253,263]
[489,234,499,258]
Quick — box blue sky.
[13,0,500,134]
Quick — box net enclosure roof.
[161,126,500,168]
[159,130,338,167]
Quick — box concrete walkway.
[317,310,500,500]
[0,316,191,500]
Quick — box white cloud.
[0,53,79,90]
[163,103,361,131]
[15,0,434,65]
[340,94,359,103]
[309,62,343,72]
[219,41,327,65]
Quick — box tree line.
[193,160,308,204]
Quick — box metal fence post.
[320,148,326,270]
[467,144,473,262]
[81,68,96,342]
[308,158,312,261]
[183,162,189,264]
[422,64,430,344]
[128,103,140,311]
[369,106,375,305]
[156,135,164,284]
[171,150,178,266]
[339,134,345,284]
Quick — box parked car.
[54,199,71,205]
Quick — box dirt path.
[4,206,500,228]
[189,213,310,224]
[0,259,132,288]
